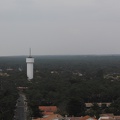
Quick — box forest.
[1,55,120,119]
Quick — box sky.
[0,0,120,56]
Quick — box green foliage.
[107,98,120,115]
[66,98,85,116]
[89,103,101,118]
[1,56,120,117]
[0,79,19,120]
[31,105,43,118]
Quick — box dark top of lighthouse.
[28,48,32,58]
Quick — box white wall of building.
[26,58,34,80]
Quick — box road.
[14,94,27,120]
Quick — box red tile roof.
[80,116,97,120]
[39,106,57,115]
[32,114,63,120]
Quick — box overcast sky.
[0,0,120,56]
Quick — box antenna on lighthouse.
[29,48,32,57]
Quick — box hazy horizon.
[2,54,120,57]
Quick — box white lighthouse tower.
[26,49,34,80]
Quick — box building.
[26,49,34,80]
[39,106,58,116]
[64,115,96,120]
[32,114,63,120]
[98,114,120,120]
[85,103,111,108]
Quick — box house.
[64,116,81,120]
[32,114,63,120]
[85,103,111,108]
[80,116,97,120]
[114,116,120,120]
[64,115,96,120]
[39,106,58,116]
[98,114,115,120]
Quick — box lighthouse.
[26,49,34,80]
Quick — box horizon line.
[1,54,120,57]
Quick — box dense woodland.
[1,55,120,119]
